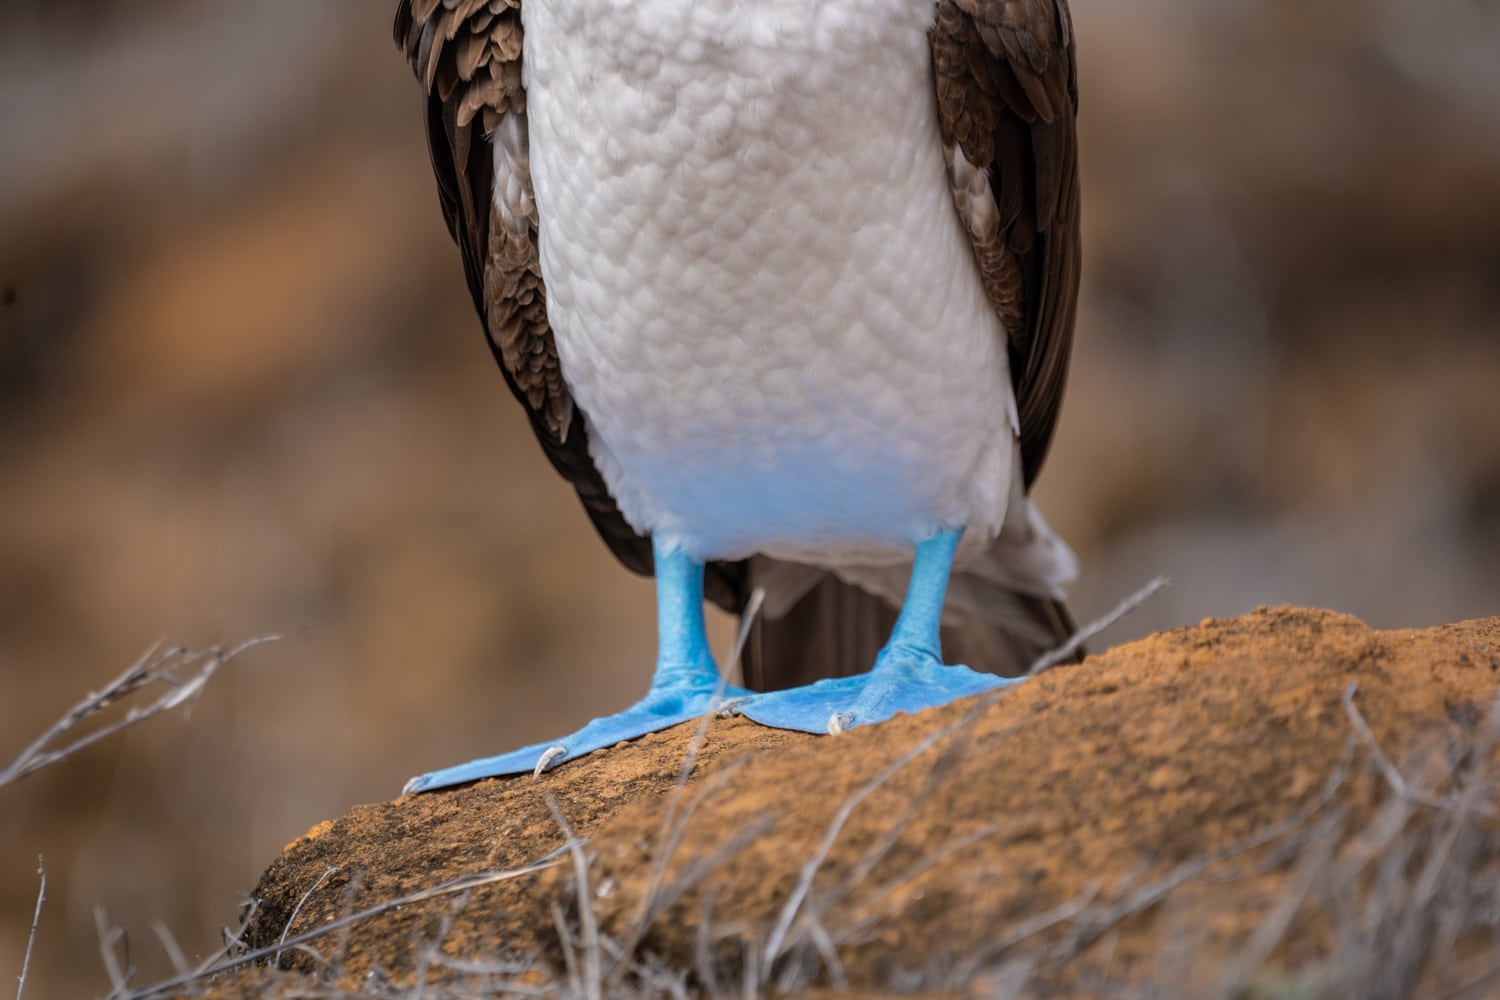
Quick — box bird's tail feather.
[741,557,1081,692]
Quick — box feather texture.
[932,0,1081,486]
[393,0,747,610]
[393,0,1083,683]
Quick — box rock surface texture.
[197,609,1500,998]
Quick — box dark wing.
[393,0,746,610]
[931,0,1081,487]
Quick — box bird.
[394,0,1082,792]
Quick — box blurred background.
[1,0,1497,995]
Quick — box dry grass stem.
[652,814,772,923]
[953,880,1103,985]
[1028,575,1169,677]
[149,921,190,979]
[16,856,44,1000]
[542,793,602,1000]
[277,866,340,966]
[760,719,958,981]
[111,862,559,1000]
[630,694,752,938]
[625,609,771,961]
[1040,741,1355,971]
[95,907,132,997]
[0,637,277,788]
[836,821,1014,948]
[724,586,764,684]
[1341,680,1499,818]
[1211,813,1344,994]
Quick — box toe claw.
[715,695,750,718]
[533,745,568,778]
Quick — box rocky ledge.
[187,608,1500,999]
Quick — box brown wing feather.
[393,0,747,611]
[931,0,1081,487]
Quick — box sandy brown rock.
[209,608,1500,997]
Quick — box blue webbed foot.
[403,674,751,793]
[728,647,1014,735]
[404,538,741,794]
[729,527,1016,735]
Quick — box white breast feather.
[517,0,1045,573]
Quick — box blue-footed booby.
[395,0,1082,792]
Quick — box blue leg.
[404,539,750,793]
[730,529,1015,734]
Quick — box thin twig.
[754,689,1045,981]
[799,913,847,992]
[724,586,764,684]
[543,794,601,1000]
[276,865,339,965]
[116,861,560,1000]
[1,637,277,787]
[149,922,189,979]
[16,856,43,1000]
[408,905,459,1000]
[835,821,1015,946]
[552,901,581,999]
[693,892,724,997]
[212,898,261,975]
[627,634,761,946]
[956,880,1102,981]
[1342,681,1497,818]
[1050,744,1355,963]
[639,814,774,936]
[329,870,364,984]
[1213,812,1344,995]
[1028,576,1169,676]
[760,720,957,981]
[797,739,1001,953]
[825,738,965,900]
[1344,681,1423,800]
[95,908,131,998]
